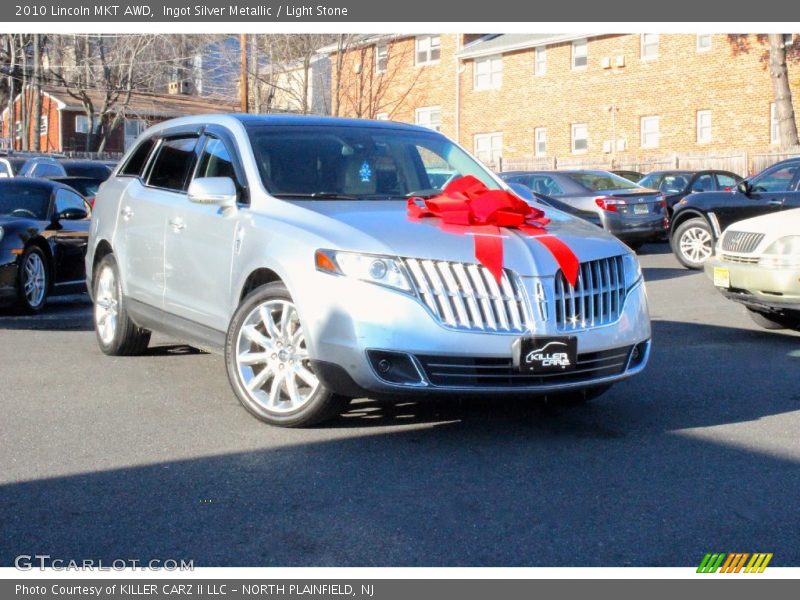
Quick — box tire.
[93,253,151,355]
[672,217,715,269]
[746,307,800,331]
[16,245,49,314]
[549,384,612,406]
[225,282,350,427]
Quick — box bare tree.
[768,33,800,149]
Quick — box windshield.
[246,125,500,199]
[639,172,691,193]
[565,171,640,192]
[0,183,51,219]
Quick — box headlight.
[315,249,413,293]
[622,252,642,288]
[758,236,800,268]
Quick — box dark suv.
[670,158,800,269]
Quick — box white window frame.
[641,34,659,61]
[640,115,660,149]
[534,127,547,156]
[14,121,22,139]
[75,115,101,134]
[415,35,441,66]
[784,34,794,47]
[375,43,388,74]
[696,34,712,52]
[39,116,48,135]
[534,46,547,76]
[770,102,780,145]
[571,123,588,153]
[375,112,389,121]
[696,110,712,144]
[415,106,442,132]
[473,55,502,91]
[572,39,588,70]
[474,132,503,166]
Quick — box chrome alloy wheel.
[679,226,713,264]
[23,251,46,307]
[235,299,319,414]
[94,264,119,345]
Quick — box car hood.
[724,207,800,236]
[285,200,628,277]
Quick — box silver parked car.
[86,115,651,427]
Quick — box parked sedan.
[704,208,800,331]
[506,182,603,228]
[500,170,668,247]
[0,178,91,312]
[670,158,800,269]
[638,169,742,212]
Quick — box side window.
[750,164,800,193]
[691,174,715,192]
[195,137,237,181]
[716,173,739,189]
[146,136,199,192]
[529,175,562,196]
[33,163,65,178]
[120,137,156,177]
[55,189,88,215]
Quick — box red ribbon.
[407,175,580,286]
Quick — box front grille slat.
[722,231,765,254]
[437,261,470,328]
[555,256,626,331]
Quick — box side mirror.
[57,207,88,221]
[187,177,238,207]
[737,180,751,196]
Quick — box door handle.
[121,206,134,220]
[169,217,186,232]
[767,199,783,206]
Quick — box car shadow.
[642,266,697,282]
[0,294,93,331]
[634,242,672,255]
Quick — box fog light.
[377,359,392,373]
[367,350,424,385]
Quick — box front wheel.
[16,246,49,313]
[225,282,350,427]
[672,218,714,269]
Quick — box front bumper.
[704,257,800,312]
[296,270,652,398]
[0,252,20,305]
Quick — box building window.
[415,106,442,131]
[640,116,660,148]
[534,128,547,156]
[416,35,441,65]
[770,102,780,145]
[474,132,503,166]
[696,110,712,144]
[40,116,48,135]
[641,34,659,60]
[375,112,389,121]
[784,34,794,47]
[75,115,101,134]
[572,39,588,70]
[571,123,588,153]
[375,43,388,73]
[14,121,21,139]
[474,55,502,90]
[535,46,547,76]
[696,34,712,51]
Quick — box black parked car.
[0,178,91,312]
[638,169,742,213]
[500,170,668,248]
[670,158,800,269]
[58,159,113,181]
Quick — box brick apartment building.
[325,33,800,175]
[1,85,236,155]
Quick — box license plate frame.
[713,266,730,289]
[514,336,578,374]
[633,203,649,215]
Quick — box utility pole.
[240,33,248,113]
[32,34,41,152]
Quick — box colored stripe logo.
[697,553,772,573]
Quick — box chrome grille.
[554,256,626,331]
[402,258,533,333]
[722,231,765,253]
[720,253,759,264]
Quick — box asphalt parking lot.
[1,243,799,567]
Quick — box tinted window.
[716,173,739,188]
[566,171,639,191]
[0,183,51,220]
[750,164,800,193]
[63,162,112,180]
[196,138,237,181]
[692,174,715,192]
[147,137,199,192]
[120,137,156,177]
[638,173,664,189]
[55,188,88,214]
[247,126,500,199]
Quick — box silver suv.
[86,115,651,427]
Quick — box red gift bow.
[407,175,580,286]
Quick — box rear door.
[163,130,246,331]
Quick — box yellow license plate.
[713,267,730,288]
